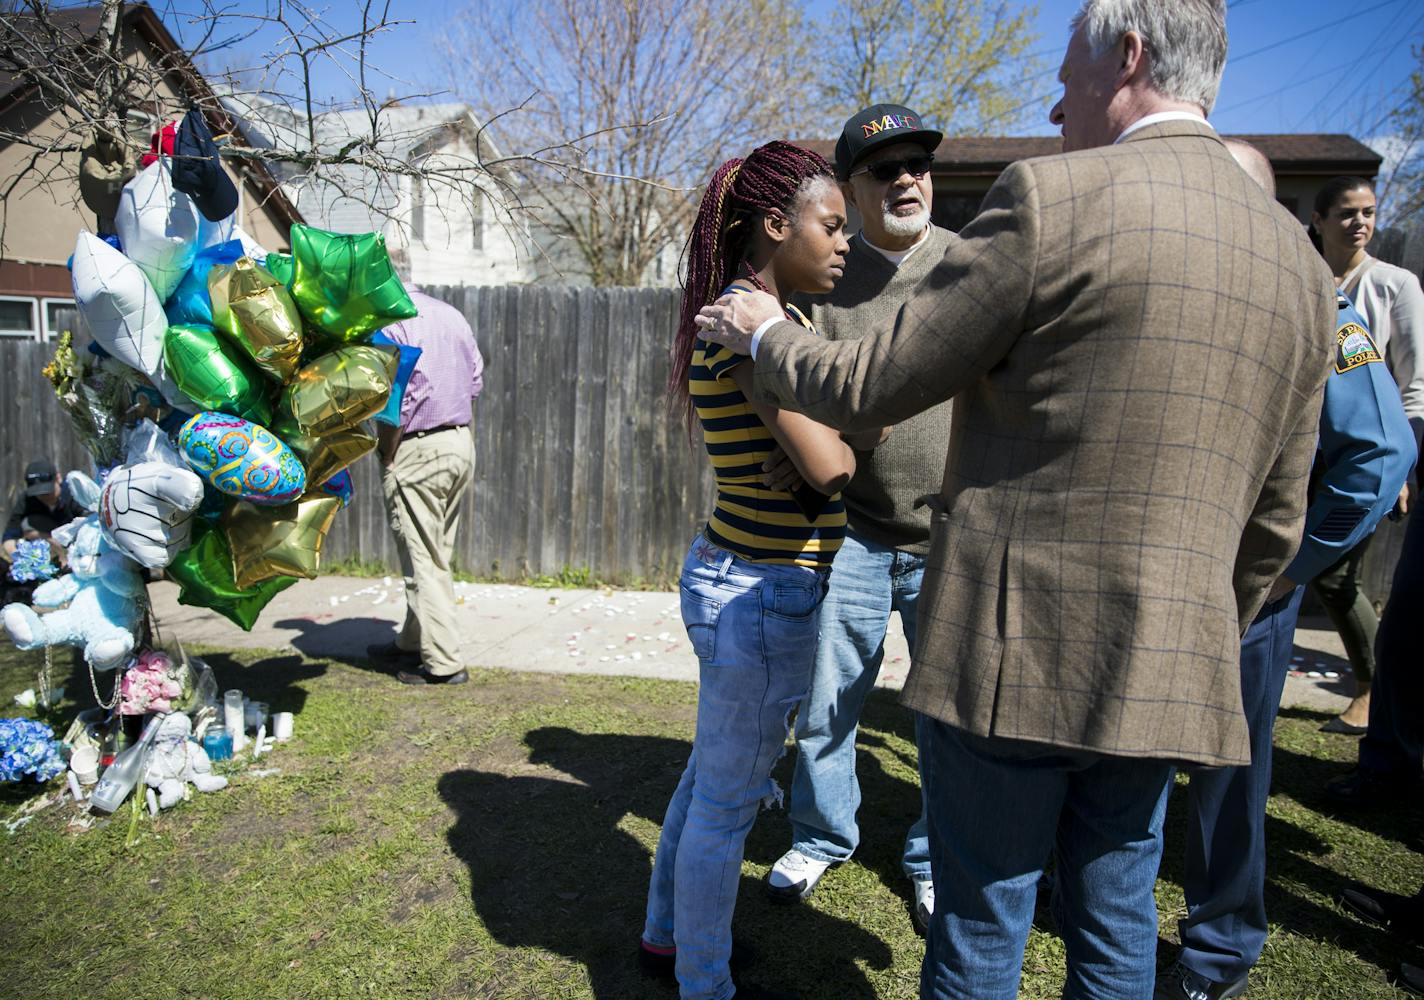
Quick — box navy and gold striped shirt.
[690,294,846,567]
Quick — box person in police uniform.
[1155,140,1417,1000]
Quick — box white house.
[222,95,535,287]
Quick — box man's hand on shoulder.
[694,290,781,357]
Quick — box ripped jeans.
[643,535,829,1000]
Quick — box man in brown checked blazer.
[695,1,1335,996]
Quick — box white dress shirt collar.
[1115,111,1212,144]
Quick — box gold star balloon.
[209,256,305,382]
[288,224,418,342]
[162,323,272,425]
[167,522,296,630]
[282,423,377,486]
[222,494,343,589]
[281,344,398,438]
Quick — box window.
[411,178,426,242]
[0,297,38,339]
[43,298,79,340]
[471,190,484,251]
[931,191,987,233]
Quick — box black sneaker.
[637,940,758,981]
[637,942,676,982]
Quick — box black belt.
[407,423,467,439]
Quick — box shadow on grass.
[195,651,328,719]
[438,726,894,999]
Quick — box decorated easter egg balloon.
[177,411,306,505]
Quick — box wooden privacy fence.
[324,286,717,583]
[1,289,718,586]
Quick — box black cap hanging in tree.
[171,107,240,222]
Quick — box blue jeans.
[1177,586,1305,983]
[1360,507,1424,778]
[643,536,829,1000]
[918,717,1173,1000]
[789,530,931,879]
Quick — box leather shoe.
[1402,963,1424,994]
[1341,884,1424,942]
[1320,717,1368,736]
[1154,960,1248,999]
[396,667,468,685]
[1324,767,1421,808]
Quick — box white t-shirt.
[861,228,931,268]
[1349,255,1424,454]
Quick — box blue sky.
[169,0,1422,143]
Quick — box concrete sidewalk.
[149,575,1355,711]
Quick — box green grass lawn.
[1,641,1420,999]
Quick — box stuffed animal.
[1,513,145,670]
[143,712,227,808]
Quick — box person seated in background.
[3,459,85,573]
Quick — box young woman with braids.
[640,140,852,1000]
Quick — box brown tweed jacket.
[753,121,1335,766]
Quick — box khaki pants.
[381,427,474,676]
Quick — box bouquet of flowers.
[118,649,187,715]
[0,718,65,782]
[8,538,58,583]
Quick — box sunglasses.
[853,155,934,182]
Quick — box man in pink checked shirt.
[371,289,485,685]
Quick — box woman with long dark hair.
[640,140,852,1000]
[1309,176,1424,733]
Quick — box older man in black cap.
[3,459,85,570]
[762,103,958,934]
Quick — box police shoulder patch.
[1336,322,1382,374]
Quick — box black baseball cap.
[172,107,240,222]
[24,459,57,497]
[834,104,943,180]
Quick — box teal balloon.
[166,240,245,327]
[163,324,273,425]
[288,224,417,342]
[368,330,420,426]
[167,522,296,631]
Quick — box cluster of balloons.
[63,156,422,629]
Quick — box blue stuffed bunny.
[1,473,145,670]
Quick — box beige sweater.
[794,226,956,555]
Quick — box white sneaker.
[912,877,935,934]
[766,849,834,902]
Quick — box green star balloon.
[288,224,417,342]
[265,251,294,288]
[162,323,272,425]
[281,344,399,437]
[167,522,296,630]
